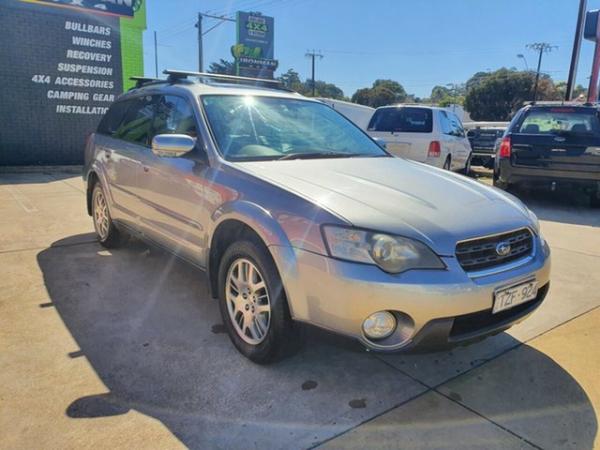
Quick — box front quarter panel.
[206,164,345,255]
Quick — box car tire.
[460,154,472,176]
[443,156,451,171]
[217,238,301,364]
[91,183,125,248]
[492,171,510,190]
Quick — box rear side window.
[97,100,132,136]
[368,107,433,133]
[517,108,600,135]
[114,95,157,146]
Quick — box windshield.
[518,108,600,135]
[367,107,433,133]
[201,95,387,161]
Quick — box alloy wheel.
[225,258,271,345]
[93,188,110,240]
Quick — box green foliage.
[277,68,345,99]
[208,59,236,75]
[350,79,408,107]
[464,68,561,121]
[430,85,451,103]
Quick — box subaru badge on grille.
[496,242,511,257]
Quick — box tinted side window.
[114,95,157,146]
[450,113,465,137]
[368,107,433,133]
[440,111,452,135]
[152,95,198,139]
[97,100,132,136]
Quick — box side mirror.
[151,134,196,158]
[372,137,387,150]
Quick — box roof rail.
[523,100,595,107]
[129,76,163,89]
[162,69,292,91]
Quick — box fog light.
[362,311,396,340]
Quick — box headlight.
[322,226,445,273]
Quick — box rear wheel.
[493,171,510,190]
[91,183,125,248]
[443,155,451,170]
[218,239,300,363]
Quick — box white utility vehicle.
[366,105,472,173]
[317,98,375,130]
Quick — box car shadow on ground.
[37,234,597,449]
[509,186,598,228]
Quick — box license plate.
[493,280,538,314]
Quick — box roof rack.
[163,69,292,91]
[129,76,163,89]
[523,100,596,107]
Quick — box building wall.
[0,0,146,166]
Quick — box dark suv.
[494,103,600,206]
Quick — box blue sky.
[143,0,600,98]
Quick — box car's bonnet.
[235,157,531,256]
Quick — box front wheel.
[218,239,300,363]
[460,154,472,176]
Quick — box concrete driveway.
[0,171,598,449]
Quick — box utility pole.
[305,50,323,97]
[196,13,203,72]
[195,13,236,73]
[566,0,587,100]
[527,42,557,102]
[153,31,158,78]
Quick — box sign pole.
[566,0,587,100]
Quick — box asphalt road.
[0,171,598,449]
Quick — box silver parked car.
[83,71,551,363]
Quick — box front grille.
[456,228,534,273]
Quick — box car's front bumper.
[271,235,551,352]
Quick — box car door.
[135,94,211,265]
[102,95,157,225]
[95,99,139,225]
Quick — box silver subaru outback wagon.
[83,71,551,363]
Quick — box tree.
[554,81,586,101]
[464,68,559,121]
[277,68,345,99]
[311,80,345,99]
[351,79,408,107]
[430,85,451,103]
[208,59,236,75]
[278,68,303,91]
